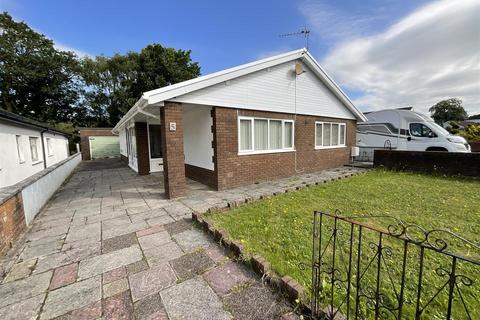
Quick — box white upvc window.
[315,122,346,149]
[29,136,40,162]
[16,135,25,163]
[238,116,294,155]
[46,138,53,156]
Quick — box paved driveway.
[0,159,363,319]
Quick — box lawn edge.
[191,168,366,318]
[193,210,309,312]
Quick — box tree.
[428,98,468,125]
[0,12,84,123]
[81,44,201,125]
[459,124,480,143]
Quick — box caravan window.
[409,123,437,138]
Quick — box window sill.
[238,149,295,156]
[48,154,54,157]
[32,160,43,166]
[315,145,347,150]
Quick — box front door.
[148,124,163,172]
[408,123,437,151]
[126,126,137,169]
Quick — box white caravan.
[356,110,470,158]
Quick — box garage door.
[89,136,120,159]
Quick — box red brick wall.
[213,107,356,190]
[134,122,150,175]
[0,193,26,256]
[295,115,356,173]
[79,128,115,161]
[161,102,187,198]
[185,164,216,189]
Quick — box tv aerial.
[279,26,311,50]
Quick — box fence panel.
[309,211,479,320]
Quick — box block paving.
[0,159,364,319]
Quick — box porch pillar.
[160,102,186,198]
[134,122,150,175]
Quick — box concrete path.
[0,159,364,319]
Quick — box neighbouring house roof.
[0,108,69,136]
[363,107,414,115]
[113,48,367,133]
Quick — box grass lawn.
[205,169,480,319]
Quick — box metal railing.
[308,210,480,320]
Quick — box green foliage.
[0,12,83,123]
[445,120,460,134]
[0,12,202,148]
[206,170,480,319]
[50,122,80,153]
[459,123,480,143]
[81,44,201,125]
[429,98,468,125]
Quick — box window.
[409,123,436,138]
[239,119,252,151]
[254,119,268,150]
[269,120,282,149]
[29,137,40,162]
[315,122,346,148]
[284,122,293,148]
[148,125,162,158]
[16,135,25,163]
[238,117,294,154]
[46,138,53,156]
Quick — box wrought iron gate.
[309,211,480,320]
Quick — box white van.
[356,109,471,157]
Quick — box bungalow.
[0,109,70,188]
[112,49,367,198]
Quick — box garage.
[79,128,120,160]
[89,136,120,159]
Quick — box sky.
[1,0,479,115]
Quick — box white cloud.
[306,0,480,115]
[54,42,91,58]
[299,1,388,43]
[3,12,91,58]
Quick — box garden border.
[191,170,365,317]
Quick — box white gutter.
[112,96,148,134]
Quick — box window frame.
[315,121,347,149]
[16,135,26,163]
[238,116,295,155]
[46,137,54,156]
[408,122,437,138]
[29,136,41,163]
[147,124,163,159]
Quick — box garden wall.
[374,150,480,177]
[0,153,81,256]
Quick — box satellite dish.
[295,62,304,75]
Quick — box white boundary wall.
[21,153,81,225]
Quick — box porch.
[118,102,215,199]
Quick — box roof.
[0,108,70,136]
[364,107,413,114]
[113,48,367,132]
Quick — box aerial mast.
[279,26,311,50]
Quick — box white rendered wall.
[0,121,69,188]
[183,105,214,170]
[22,153,81,225]
[44,132,69,167]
